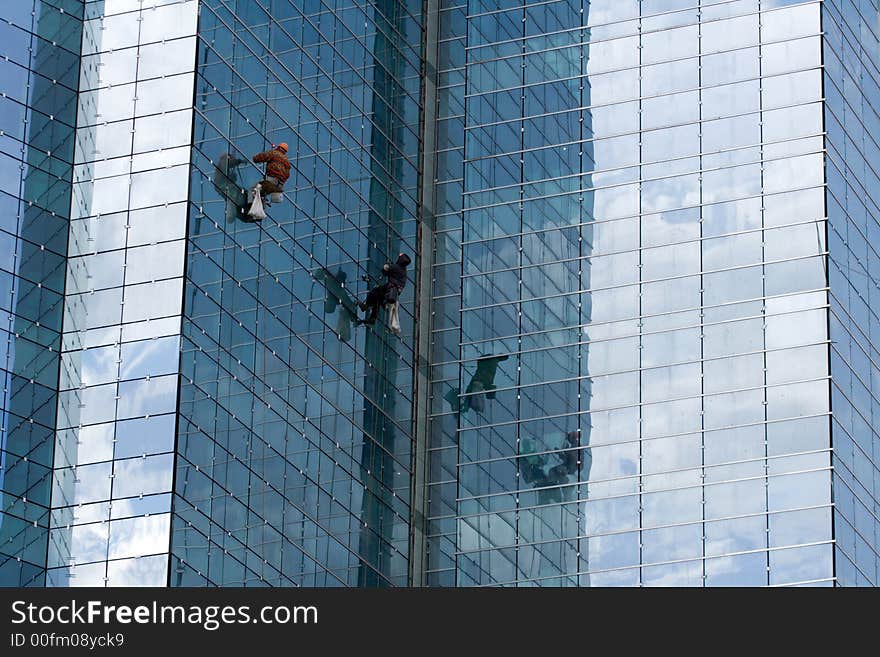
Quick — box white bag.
[248,184,266,219]
[388,302,401,336]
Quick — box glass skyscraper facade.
[174,0,422,586]
[0,0,878,588]
[426,0,842,587]
[824,0,880,586]
[2,0,422,588]
[0,0,83,587]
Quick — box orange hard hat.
[277,142,289,153]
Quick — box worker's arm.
[381,263,395,281]
[252,150,271,163]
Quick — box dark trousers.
[257,178,283,195]
[360,283,390,324]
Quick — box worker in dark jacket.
[358,253,411,326]
[252,142,291,197]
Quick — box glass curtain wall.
[424,0,468,587]
[441,0,833,586]
[0,0,83,587]
[172,0,423,587]
[823,0,880,587]
[2,0,854,590]
[46,0,198,587]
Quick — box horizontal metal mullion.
[455,502,834,557]
[461,58,823,101]
[456,464,832,506]
[459,216,827,281]
[460,251,829,314]
[471,539,835,587]
[463,140,825,200]
[459,286,829,351]
[458,181,826,245]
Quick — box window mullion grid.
[454,3,472,588]
[698,0,706,589]
[759,0,772,587]
[637,0,644,588]
[577,0,589,587]
[514,3,526,587]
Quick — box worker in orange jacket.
[252,142,291,196]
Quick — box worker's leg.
[360,284,385,312]
[356,301,379,325]
[257,178,283,196]
[248,179,281,206]
[363,304,379,325]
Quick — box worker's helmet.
[277,142,289,153]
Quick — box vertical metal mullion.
[817,0,837,589]
[514,1,527,587]
[758,0,771,588]
[577,0,587,587]
[698,0,706,588]
[454,0,471,588]
[169,0,207,588]
[409,0,439,587]
[105,4,146,587]
[46,2,87,588]
[250,3,276,586]
[637,0,644,588]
